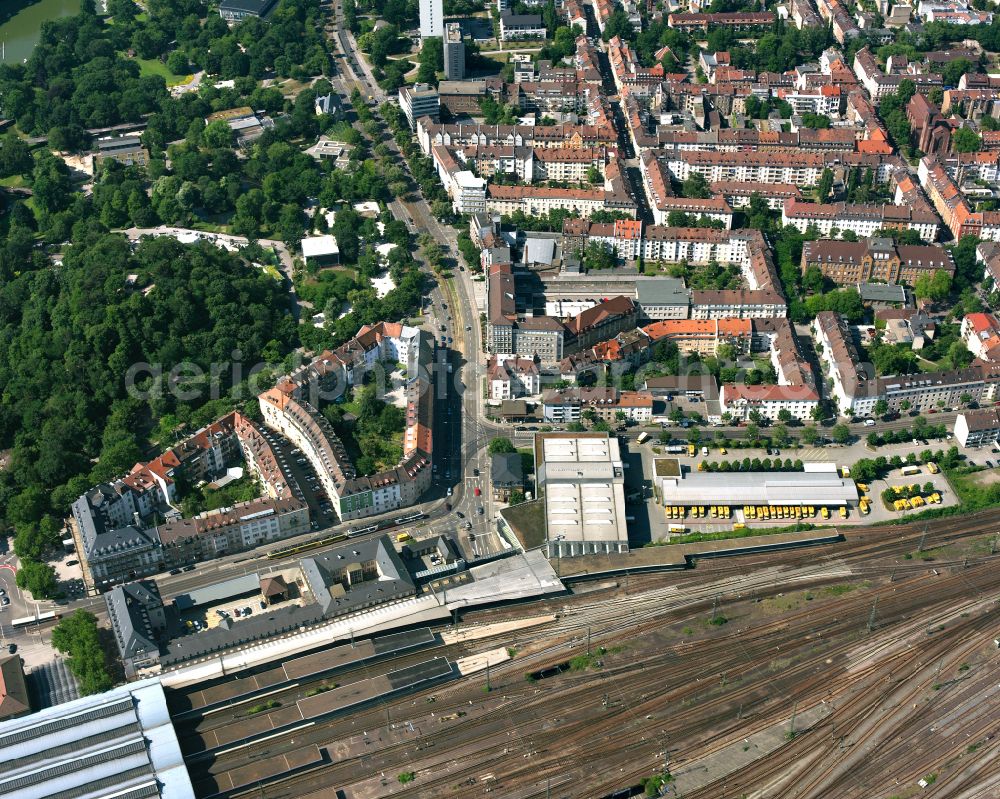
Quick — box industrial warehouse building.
[656,464,859,509]
[536,432,630,558]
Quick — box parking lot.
[634,437,963,543]
[256,427,337,530]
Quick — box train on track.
[266,513,428,559]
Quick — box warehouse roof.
[536,433,629,547]
[658,470,859,506]
[0,678,194,799]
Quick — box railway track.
[204,512,1000,798]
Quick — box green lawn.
[134,58,193,87]
[0,175,26,188]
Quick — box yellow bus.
[396,532,413,542]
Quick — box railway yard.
[162,510,1000,799]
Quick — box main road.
[324,4,503,537]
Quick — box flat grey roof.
[524,237,555,265]
[635,277,689,305]
[858,282,908,302]
[658,470,859,506]
[174,573,262,612]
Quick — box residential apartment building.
[94,136,149,169]
[420,0,443,37]
[264,322,434,522]
[690,289,787,319]
[563,296,638,353]
[667,11,774,30]
[954,407,1000,447]
[72,494,163,591]
[961,312,1000,362]
[71,415,242,590]
[485,184,637,220]
[157,497,310,567]
[852,46,943,100]
[499,13,547,40]
[488,357,541,400]
[541,387,654,422]
[219,0,275,21]
[782,198,941,242]
[801,238,955,286]
[719,383,820,422]
[642,318,752,357]
[710,181,802,211]
[919,155,1000,241]
[814,310,1000,416]
[443,22,465,80]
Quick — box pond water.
[0,0,80,65]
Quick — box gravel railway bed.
[192,512,1000,798]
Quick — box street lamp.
[551,535,565,577]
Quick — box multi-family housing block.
[814,310,1000,416]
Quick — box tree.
[681,173,711,199]
[874,399,889,418]
[942,58,976,88]
[816,168,834,201]
[508,490,526,505]
[832,423,851,445]
[914,269,952,302]
[416,37,443,86]
[801,425,819,445]
[0,135,32,178]
[777,409,793,423]
[166,50,190,76]
[952,127,982,154]
[203,119,234,149]
[488,437,516,455]
[15,559,59,600]
[51,610,115,696]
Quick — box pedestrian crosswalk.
[797,448,832,462]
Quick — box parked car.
[473,468,479,477]
[478,506,485,515]
[7,643,16,654]
[455,511,464,518]
[183,565,195,572]
[474,487,481,497]
[260,601,267,610]
[169,568,182,575]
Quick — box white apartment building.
[720,383,820,422]
[690,290,787,319]
[782,199,940,243]
[420,0,443,37]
